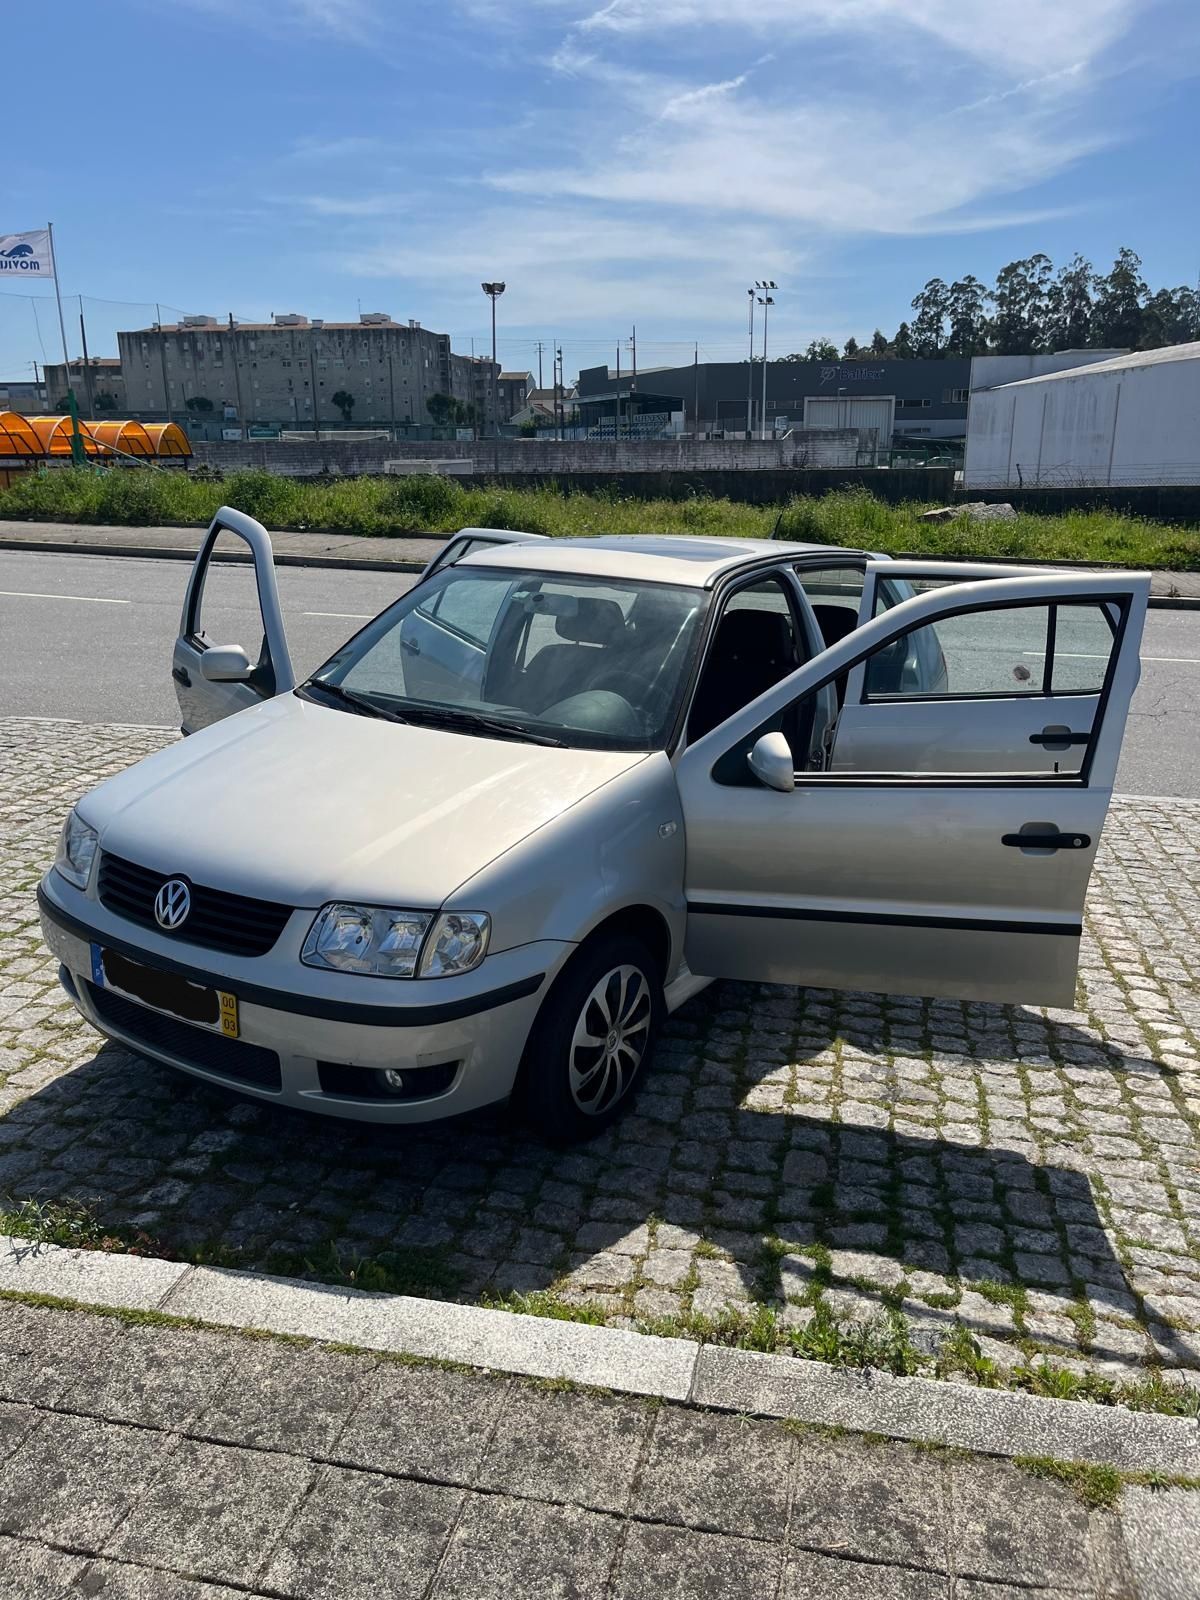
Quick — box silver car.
[39,507,1148,1141]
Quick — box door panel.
[677,568,1148,1010]
[173,506,295,734]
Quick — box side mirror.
[200,644,254,683]
[747,731,795,793]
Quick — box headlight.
[300,904,491,979]
[419,912,490,978]
[54,810,99,890]
[301,904,432,977]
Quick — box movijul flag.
[0,229,53,276]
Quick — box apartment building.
[116,312,485,428]
[42,359,126,415]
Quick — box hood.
[80,693,646,907]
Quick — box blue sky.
[3,0,1199,385]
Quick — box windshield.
[303,565,709,751]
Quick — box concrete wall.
[190,432,866,478]
[965,355,1200,488]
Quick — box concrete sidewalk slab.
[0,1227,1197,1476]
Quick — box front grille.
[97,851,292,958]
[86,981,282,1091]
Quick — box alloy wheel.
[568,963,651,1116]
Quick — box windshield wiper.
[399,704,565,747]
[301,680,408,723]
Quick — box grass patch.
[2,469,1199,568]
[1015,1455,1124,1510]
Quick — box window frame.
[709,587,1133,791]
[859,596,1118,706]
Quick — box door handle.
[401,638,421,656]
[1002,828,1091,852]
[1029,727,1089,747]
[172,667,191,687]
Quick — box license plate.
[90,944,239,1038]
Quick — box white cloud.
[573,0,1140,77]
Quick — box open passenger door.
[172,506,295,735]
[419,526,548,581]
[677,565,1148,1009]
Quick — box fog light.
[377,1068,407,1095]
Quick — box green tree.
[92,391,118,412]
[988,254,1053,354]
[869,328,890,357]
[842,336,860,358]
[946,275,989,356]
[910,278,950,356]
[1091,248,1147,349]
[804,338,839,361]
[331,389,356,423]
[1138,285,1198,349]
[891,321,915,360]
[1043,254,1094,351]
[184,395,214,413]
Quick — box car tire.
[522,933,664,1143]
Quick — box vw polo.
[39,508,1147,1140]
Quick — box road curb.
[3,533,1198,606]
[1,1234,1197,1472]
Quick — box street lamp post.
[756,281,777,442]
[746,288,755,438]
[481,281,506,437]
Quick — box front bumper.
[38,875,562,1124]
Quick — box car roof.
[456,534,869,589]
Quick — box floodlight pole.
[47,222,85,465]
[481,281,506,437]
[756,280,777,441]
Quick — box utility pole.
[535,339,545,390]
[615,343,621,439]
[756,280,777,441]
[693,342,700,437]
[78,308,95,417]
[746,288,755,439]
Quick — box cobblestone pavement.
[3,718,1200,1392]
[0,1298,1194,1599]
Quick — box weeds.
[2,469,1198,568]
[1014,1456,1124,1510]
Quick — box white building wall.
[970,351,1126,391]
[964,353,1200,488]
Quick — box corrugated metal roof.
[996,341,1200,388]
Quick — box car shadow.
[0,979,1181,1370]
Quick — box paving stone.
[628,1407,794,1542]
[194,1340,376,1455]
[949,1456,1095,1591]
[782,1549,948,1598]
[262,1465,461,1600]
[614,1522,784,1599]
[333,1361,510,1485]
[430,1495,620,1599]
[0,1412,172,1550]
[105,1437,314,1586]
[790,1435,950,1571]
[0,1538,86,1597]
[477,1385,651,1513]
[57,1321,236,1430]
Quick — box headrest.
[716,608,792,655]
[555,597,626,644]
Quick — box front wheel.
[522,934,664,1142]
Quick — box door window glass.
[419,575,508,647]
[864,592,1117,702]
[188,528,267,660]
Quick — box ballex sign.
[0,230,53,275]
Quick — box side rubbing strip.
[686,903,1081,937]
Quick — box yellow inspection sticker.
[218,991,240,1038]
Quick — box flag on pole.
[0,229,54,276]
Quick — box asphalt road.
[2,549,1198,797]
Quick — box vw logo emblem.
[154,878,191,931]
